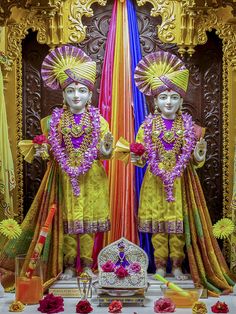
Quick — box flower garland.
[144,113,196,202]
[49,106,100,196]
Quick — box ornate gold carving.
[68,0,107,43]
[6,11,47,71]
[0,0,65,26]
[15,55,24,223]
[136,0,176,42]
[197,12,236,210]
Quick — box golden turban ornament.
[134,51,189,97]
[41,45,96,90]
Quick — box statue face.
[63,82,92,114]
[155,89,183,119]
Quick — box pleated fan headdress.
[41,45,96,91]
[134,51,189,97]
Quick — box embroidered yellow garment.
[41,114,110,234]
[135,125,183,233]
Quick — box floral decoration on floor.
[9,301,25,312]
[192,301,207,314]
[154,297,176,313]
[108,300,123,313]
[211,301,229,313]
[76,300,93,313]
[38,293,64,313]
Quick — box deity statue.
[130,51,235,292]
[0,45,113,288]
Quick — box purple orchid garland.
[48,106,100,196]
[144,113,196,202]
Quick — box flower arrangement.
[212,218,234,240]
[108,300,123,313]
[38,293,64,313]
[76,300,93,313]
[130,142,145,156]
[154,298,176,313]
[211,301,229,313]
[0,218,22,239]
[101,261,141,278]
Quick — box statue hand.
[194,137,207,162]
[130,152,141,163]
[100,132,113,156]
[34,143,49,160]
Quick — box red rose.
[108,300,123,313]
[33,134,47,145]
[154,298,176,313]
[101,260,115,272]
[76,300,93,314]
[38,293,64,313]
[114,266,129,278]
[130,143,145,156]
[211,301,229,313]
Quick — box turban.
[41,45,96,90]
[134,51,189,97]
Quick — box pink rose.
[33,134,47,145]
[154,298,176,313]
[38,293,64,313]
[129,262,141,273]
[130,143,145,156]
[114,266,129,278]
[101,260,115,272]
[108,300,123,313]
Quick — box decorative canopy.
[134,51,189,97]
[41,45,96,90]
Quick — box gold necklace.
[60,109,93,167]
[152,113,183,144]
[151,114,184,171]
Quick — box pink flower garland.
[49,107,100,196]
[144,113,196,202]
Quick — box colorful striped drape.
[98,0,154,268]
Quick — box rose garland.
[49,106,100,196]
[144,113,196,202]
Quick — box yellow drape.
[0,68,15,219]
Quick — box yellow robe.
[135,124,185,234]
[41,113,110,235]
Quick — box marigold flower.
[212,218,234,239]
[0,219,22,239]
[192,301,207,314]
[9,301,25,312]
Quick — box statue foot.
[60,267,76,280]
[154,267,166,278]
[172,267,188,280]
